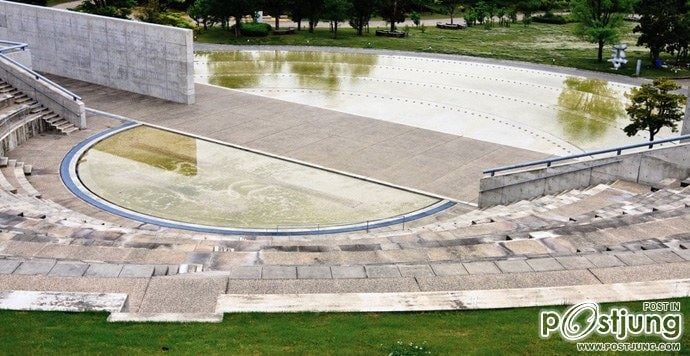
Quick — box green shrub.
[230,22,272,37]
[532,14,572,24]
[155,11,194,28]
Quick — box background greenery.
[196,21,690,79]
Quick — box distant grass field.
[196,21,690,80]
[1,298,688,354]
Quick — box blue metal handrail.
[484,134,690,177]
[0,40,81,101]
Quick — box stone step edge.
[215,278,690,313]
[107,312,223,323]
[0,290,128,313]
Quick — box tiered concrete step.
[41,113,78,135]
[12,161,40,198]
[0,162,16,194]
[0,94,13,109]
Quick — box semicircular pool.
[71,124,446,234]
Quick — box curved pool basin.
[71,124,445,233]
[194,50,670,156]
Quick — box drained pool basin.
[72,125,444,232]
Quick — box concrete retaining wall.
[0,55,85,128]
[0,114,46,157]
[478,144,690,208]
[0,1,194,104]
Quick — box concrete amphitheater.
[1,1,690,321]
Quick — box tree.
[435,0,462,24]
[634,0,687,62]
[188,0,214,29]
[304,0,324,32]
[624,79,687,145]
[571,0,635,62]
[516,0,540,25]
[290,0,306,30]
[74,0,136,18]
[264,0,288,29]
[377,0,411,32]
[218,0,257,37]
[349,0,376,35]
[323,0,350,38]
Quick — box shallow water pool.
[75,125,441,230]
[195,51,670,156]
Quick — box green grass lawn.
[195,22,690,80]
[46,0,77,7]
[1,298,688,354]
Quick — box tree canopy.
[571,0,635,62]
[624,79,687,144]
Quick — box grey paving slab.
[0,275,150,311]
[590,261,690,284]
[416,270,601,292]
[615,253,656,266]
[225,278,421,294]
[331,265,366,279]
[584,254,625,268]
[138,276,227,313]
[495,260,533,273]
[0,260,20,274]
[555,256,594,270]
[84,263,124,278]
[398,264,434,277]
[674,249,690,261]
[13,260,56,275]
[463,261,500,275]
[525,258,564,272]
[119,264,155,278]
[365,265,401,278]
[262,266,297,279]
[430,263,468,276]
[226,266,262,279]
[643,250,685,264]
[297,266,332,279]
[48,262,88,277]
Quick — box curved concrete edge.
[215,279,690,313]
[0,290,128,313]
[192,43,650,87]
[60,120,457,236]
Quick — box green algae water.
[76,126,439,229]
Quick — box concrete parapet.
[478,143,690,208]
[0,1,194,104]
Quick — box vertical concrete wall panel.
[0,1,194,104]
